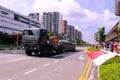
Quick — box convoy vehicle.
[58,39,76,51]
[22,28,64,56]
[22,27,76,56]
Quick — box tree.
[98,27,106,43]
[0,31,4,43]
[117,23,120,33]
[116,36,120,41]
[0,31,16,44]
[76,39,90,46]
[48,32,57,37]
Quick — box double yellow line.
[79,58,92,80]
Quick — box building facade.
[74,29,78,39]
[42,12,52,32]
[78,31,82,41]
[42,12,62,34]
[0,5,41,34]
[62,20,68,35]
[68,25,75,39]
[115,0,120,16]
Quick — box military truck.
[22,27,64,56]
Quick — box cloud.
[0,0,33,15]
[32,0,82,17]
[32,0,119,27]
[0,0,119,43]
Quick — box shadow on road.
[0,49,83,59]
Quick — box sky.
[0,0,120,44]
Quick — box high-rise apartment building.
[42,12,62,34]
[78,31,82,41]
[42,12,52,32]
[68,25,75,39]
[62,20,68,35]
[74,29,78,39]
[28,13,42,23]
[115,0,120,16]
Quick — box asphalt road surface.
[0,47,97,80]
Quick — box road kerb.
[79,58,92,80]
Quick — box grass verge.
[87,46,99,52]
[99,56,120,80]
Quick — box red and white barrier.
[86,50,120,66]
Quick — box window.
[1,11,8,15]
[31,21,37,26]
[23,30,40,36]
[37,23,40,27]
[14,14,20,21]
[14,14,29,24]
[20,17,29,24]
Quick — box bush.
[0,48,5,50]
[87,46,99,52]
[100,56,120,80]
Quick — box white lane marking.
[0,54,13,58]
[65,57,68,59]
[8,79,12,80]
[79,55,85,60]
[12,52,17,53]
[43,63,51,67]
[24,68,37,75]
[60,59,64,61]
[53,60,59,63]
[5,57,31,63]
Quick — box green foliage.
[0,48,5,50]
[76,39,90,46]
[87,47,99,52]
[100,56,120,80]
[48,32,57,37]
[98,27,106,43]
[116,36,120,42]
[117,24,120,33]
[0,31,17,45]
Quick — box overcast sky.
[0,0,120,43]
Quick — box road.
[0,47,96,80]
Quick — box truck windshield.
[23,30,40,36]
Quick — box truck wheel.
[49,46,54,56]
[25,50,32,56]
[41,46,48,57]
[34,50,39,55]
[57,46,63,54]
[72,48,76,51]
